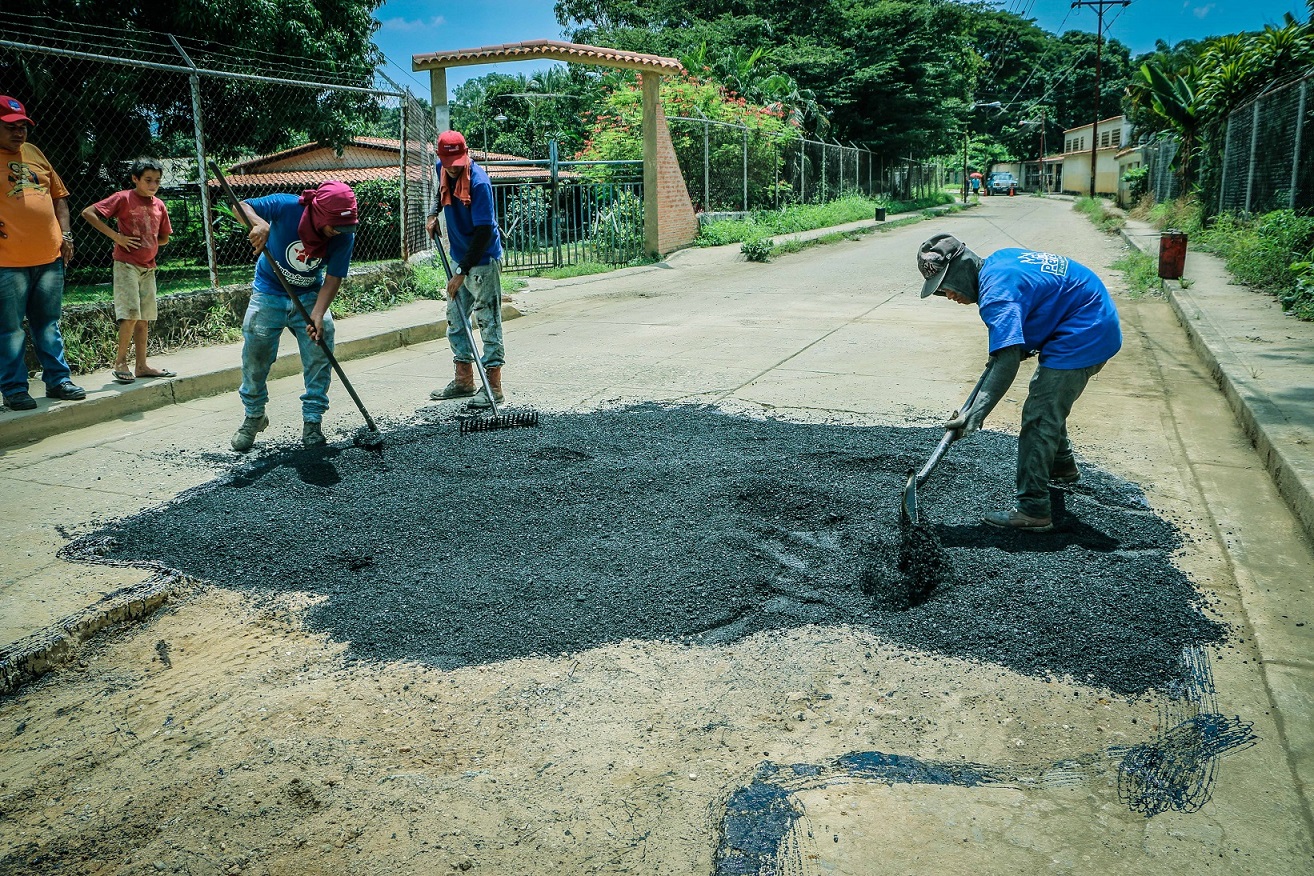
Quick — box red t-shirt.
[92,190,173,268]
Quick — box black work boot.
[231,414,269,452]
[1050,457,1080,484]
[302,421,326,448]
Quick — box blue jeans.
[239,291,335,422]
[0,260,73,396]
[445,260,504,368]
[1016,362,1106,518]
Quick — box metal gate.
[486,141,644,272]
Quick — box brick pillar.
[653,102,698,255]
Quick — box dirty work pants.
[1016,361,1106,518]
[0,260,73,397]
[445,260,504,369]
[239,291,335,423]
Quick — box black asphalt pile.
[83,404,1225,695]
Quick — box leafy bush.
[1282,261,1314,320]
[1122,166,1149,202]
[1199,209,1314,299]
[589,191,644,264]
[1073,196,1125,233]
[351,178,402,261]
[741,237,774,262]
[503,184,552,252]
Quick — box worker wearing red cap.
[229,181,359,452]
[426,130,506,409]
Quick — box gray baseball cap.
[917,232,968,298]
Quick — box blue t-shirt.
[977,248,1122,369]
[439,162,503,267]
[247,194,355,298]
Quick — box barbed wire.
[0,11,375,88]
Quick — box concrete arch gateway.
[412,39,699,257]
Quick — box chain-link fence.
[1218,71,1314,215]
[667,116,884,212]
[1,35,434,306]
[1142,136,1182,204]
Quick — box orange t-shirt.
[0,143,68,268]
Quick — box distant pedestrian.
[426,130,505,409]
[230,182,358,452]
[916,232,1122,532]
[81,157,176,384]
[970,176,981,196]
[0,95,86,410]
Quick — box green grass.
[1073,197,1126,233]
[1112,249,1162,297]
[697,192,956,248]
[523,259,658,281]
[745,203,966,262]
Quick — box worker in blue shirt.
[231,182,357,452]
[426,130,506,409]
[916,232,1122,532]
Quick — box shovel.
[900,371,988,527]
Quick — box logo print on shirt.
[1018,251,1069,277]
[5,161,48,198]
[285,239,323,273]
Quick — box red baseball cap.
[437,130,470,167]
[0,96,34,127]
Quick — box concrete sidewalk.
[1119,216,1314,545]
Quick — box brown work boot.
[431,361,477,400]
[1050,457,1080,484]
[468,366,505,409]
[983,509,1054,533]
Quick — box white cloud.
[1187,3,1215,20]
[378,15,446,32]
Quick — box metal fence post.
[703,118,710,211]
[742,127,749,211]
[169,35,219,290]
[550,138,561,268]
[1292,81,1307,210]
[1245,99,1261,213]
[799,145,806,205]
[821,141,827,201]
[398,100,409,260]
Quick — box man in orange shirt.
[0,95,85,411]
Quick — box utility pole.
[1072,0,1130,197]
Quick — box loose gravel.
[83,404,1225,695]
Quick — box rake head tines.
[459,410,540,434]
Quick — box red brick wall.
[654,104,698,255]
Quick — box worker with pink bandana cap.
[229,180,358,452]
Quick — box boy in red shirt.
[81,158,175,382]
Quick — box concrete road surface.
[1,196,1311,876]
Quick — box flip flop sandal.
[139,369,177,379]
[112,369,136,384]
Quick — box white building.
[1057,115,1132,196]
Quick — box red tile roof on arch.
[412,39,684,75]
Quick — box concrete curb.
[0,305,519,451]
[0,574,192,696]
[1120,226,1314,546]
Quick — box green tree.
[1,0,385,210]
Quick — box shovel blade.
[901,468,918,526]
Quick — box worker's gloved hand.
[944,406,983,440]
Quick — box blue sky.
[372,0,1311,95]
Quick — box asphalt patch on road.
[77,404,1224,695]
